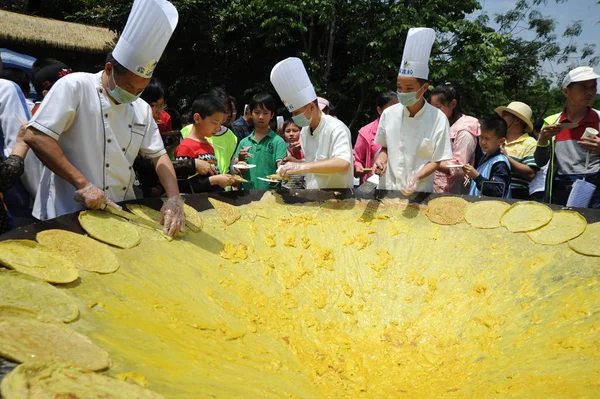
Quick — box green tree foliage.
[8,0,598,135]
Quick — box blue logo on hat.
[399,61,413,75]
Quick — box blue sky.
[471,0,600,84]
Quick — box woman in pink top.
[354,92,398,183]
[431,84,480,194]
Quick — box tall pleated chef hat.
[270,57,317,112]
[398,27,436,80]
[112,0,179,79]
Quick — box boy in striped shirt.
[495,102,538,200]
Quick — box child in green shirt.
[233,93,287,190]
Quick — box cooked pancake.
[0,315,110,371]
[500,201,553,232]
[267,174,291,181]
[37,229,120,274]
[208,198,241,226]
[182,203,203,232]
[425,197,470,225]
[126,204,176,241]
[127,204,162,223]
[568,222,600,256]
[232,175,249,183]
[464,201,511,229]
[78,210,141,249]
[527,211,587,245]
[0,306,61,323]
[0,240,78,284]
[0,269,79,322]
[0,362,165,399]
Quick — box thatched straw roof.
[0,10,117,54]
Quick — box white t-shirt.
[0,79,43,198]
[300,114,354,189]
[28,71,166,220]
[1,79,29,157]
[374,102,452,192]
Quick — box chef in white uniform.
[270,57,353,189]
[374,28,452,195]
[23,0,185,236]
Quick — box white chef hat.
[112,0,179,79]
[398,27,436,80]
[270,57,317,112]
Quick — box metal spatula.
[102,205,173,241]
[356,172,380,195]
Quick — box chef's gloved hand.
[74,184,122,211]
[278,162,309,177]
[401,174,419,197]
[160,195,186,237]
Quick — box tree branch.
[323,7,336,82]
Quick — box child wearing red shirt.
[174,94,235,192]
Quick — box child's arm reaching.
[470,163,511,198]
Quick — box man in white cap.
[495,101,539,200]
[534,66,600,207]
[270,57,353,189]
[22,0,186,235]
[373,27,452,195]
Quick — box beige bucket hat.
[495,101,533,133]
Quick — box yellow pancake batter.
[1,194,598,398]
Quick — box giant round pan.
[0,189,598,398]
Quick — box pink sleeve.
[453,130,477,165]
[449,130,477,178]
[353,133,368,169]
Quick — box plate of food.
[555,122,579,130]
[267,174,292,181]
[257,177,282,184]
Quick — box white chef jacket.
[28,71,166,220]
[300,114,354,189]
[0,79,43,198]
[374,102,452,192]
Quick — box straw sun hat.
[495,101,534,133]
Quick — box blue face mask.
[108,70,141,104]
[292,106,313,128]
[397,85,425,107]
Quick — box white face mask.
[397,85,425,107]
[108,70,141,104]
[292,106,313,128]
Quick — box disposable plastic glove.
[278,162,309,177]
[401,174,419,197]
[74,184,121,211]
[160,195,186,237]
